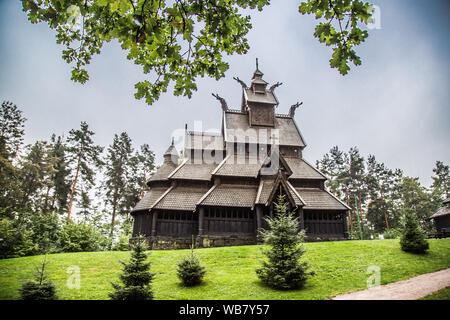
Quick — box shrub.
[400,209,429,254]
[177,248,206,287]
[59,219,108,252]
[256,196,315,290]
[0,218,37,259]
[19,256,57,300]
[112,233,131,251]
[383,228,402,239]
[109,236,155,300]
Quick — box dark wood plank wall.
[132,208,347,239]
[204,206,255,235]
[132,212,152,237]
[304,210,346,236]
[157,211,198,236]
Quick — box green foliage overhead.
[21,0,373,105]
[299,0,373,75]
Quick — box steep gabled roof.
[168,160,217,181]
[152,185,209,212]
[284,157,327,180]
[185,131,224,151]
[295,188,350,210]
[131,187,169,213]
[213,154,264,178]
[224,111,306,147]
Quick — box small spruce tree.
[109,236,155,300]
[19,255,57,300]
[256,195,315,290]
[400,208,429,254]
[177,241,206,287]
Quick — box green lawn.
[0,239,449,300]
[420,287,450,300]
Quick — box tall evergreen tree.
[256,196,314,290]
[66,122,104,219]
[48,135,71,214]
[431,161,450,199]
[19,141,57,211]
[0,101,26,216]
[104,132,134,241]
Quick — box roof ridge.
[149,186,174,211]
[167,158,188,179]
[301,158,328,180]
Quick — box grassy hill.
[0,239,449,300]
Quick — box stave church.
[131,62,350,249]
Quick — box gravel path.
[332,268,450,300]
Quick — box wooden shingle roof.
[213,155,264,178]
[185,131,224,151]
[199,184,258,208]
[284,157,327,180]
[131,187,168,213]
[224,111,306,147]
[295,188,350,210]
[152,186,209,211]
[169,160,217,181]
[255,180,274,205]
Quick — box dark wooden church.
[131,63,350,249]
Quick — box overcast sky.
[0,0,448,187]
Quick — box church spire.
[252,58,264,80]
[164,138,179,164]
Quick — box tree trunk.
[67,155,81,219]
[110,189,119,243]
[346,190,353,231]
[42,184,51,213]
[381,193,390,230]
[358,192,364,231]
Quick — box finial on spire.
[256,58,259,70]
[289,102,303,118]
[171,136,174,146]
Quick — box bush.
[112,233,131,251]
[177,248,206,287]
[19,257,57,300]
[400,209,429,254]
[19,280,57,300]
[109,236,155,300]
[0,218,37,259]
[383,228,402,239]
[59,219,108,252]
[256,196,315,290]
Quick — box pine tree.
[19,255,57,300]
[49,134,71,214]
[66,122,104,219]
[0,101,26,216]
[109,236,155,300]
[177,243,206,287]
[431,161,450,199]
[400,208,429,254]
[256,196,314,290]
[104,132,134,242]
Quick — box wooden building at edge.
[130,65,351,249]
